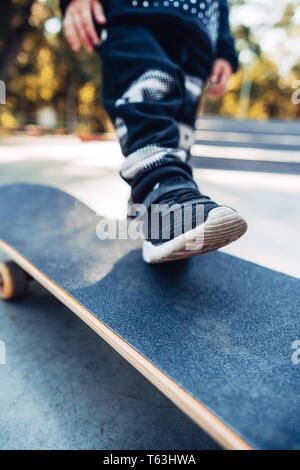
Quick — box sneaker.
[132,175,247,264]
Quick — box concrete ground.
[0,280,219,450]
[0,120,299,449]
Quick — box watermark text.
[292,340,300,365]
[0,340,6,365]
[292,80,300,104]
[0,80,6,105]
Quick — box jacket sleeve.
[216,0,239,72]
[60,0,72,16]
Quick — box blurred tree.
[0,0,299,132]
[206,0,300,121]
[0,0,35,82]
[0,0,111,132]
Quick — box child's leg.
[177,73,206,161]
[97,24,247,263]
[97,23,194,200]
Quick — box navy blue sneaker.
[130,175,247,264]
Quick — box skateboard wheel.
[0,261,29,300]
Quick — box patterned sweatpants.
[97,22,208,201]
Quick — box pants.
[97,22,208,202]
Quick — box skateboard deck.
[0,183,300,450]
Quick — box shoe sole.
[142,207,248,264]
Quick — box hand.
[207,59,233,98]
[63,0,106,52]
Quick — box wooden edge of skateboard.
[0,240,253,451]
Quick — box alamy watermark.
[96,203,205,249]
[0,80,6,105]
[291,340,300,365]
[0,340,6,365]
[292,80,300,105]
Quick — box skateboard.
[0,183,300,450]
